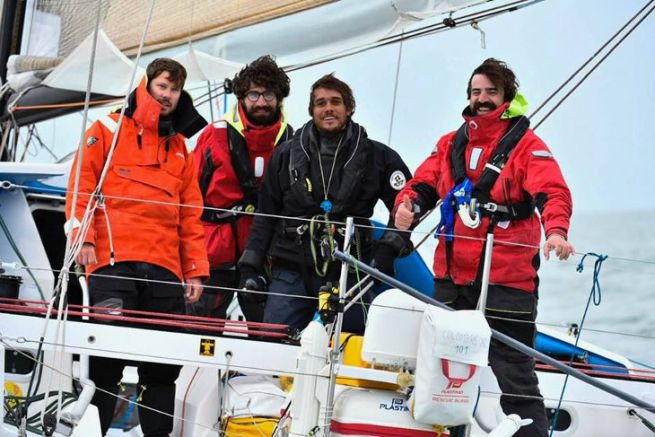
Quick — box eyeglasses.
[245,90,276,102]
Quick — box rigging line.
[3,285,652,344]
[533,3,655,130]
[530,0,655,120]
[190,0,535,108]
[70,0,157,260]
[0,340,219,436]
[5,335,647,428]
[282,0,538,75]
[42,0,105,422]
[0,336,332,383]
[386,31,404,146]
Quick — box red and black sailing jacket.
[397,101,573,292]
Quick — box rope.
[40,1,106,425]
[549,252,608,436]
[192,0,541,108]
[4,257,655,353]
[386,31,404,146]
[10,98,121,111]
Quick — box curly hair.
[146,58,187,89]
[466,58,519,103]
[232,55,290,101]
[308,73,356,116]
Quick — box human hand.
[395,194,415,231]
[75,243,97,266]
[184,277,203,303]
[238,265,267,291]
[543,234,575,261]
[373,244,396,277]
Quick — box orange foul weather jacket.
[65,76,209,281]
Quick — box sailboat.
[1,0,654,435]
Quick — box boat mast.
[0,0,26,85]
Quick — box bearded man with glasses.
[193,55,293,322]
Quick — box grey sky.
[36,0,653,213]
[278,0,654,214]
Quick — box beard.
[245,104,280,126]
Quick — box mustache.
[474,101,497,111]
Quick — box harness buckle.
[481,202,498,212]
[296,224,308,235]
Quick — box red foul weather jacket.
[397,102,572,292]
[65,76,209,281]
[193,104,292,268]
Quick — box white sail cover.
[173,47,244,84]
[43,29,143,96]
[201,0,489,65]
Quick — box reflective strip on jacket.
[397,101,572,292]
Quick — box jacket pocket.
[113,165,181,197]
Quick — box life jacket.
[444,102,534,285]
[199,105,292,224]
[449,114,533,224]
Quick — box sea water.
[416,210,655,367]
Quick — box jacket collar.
[225,101,289,143]
[123,76,207,138]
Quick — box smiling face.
[469,73,505,116]
[148,71,181,116]
[311,87,351,133]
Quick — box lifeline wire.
[4,253,655,344]
[0,335,645,436]
[43,0,105,427]
[548,253,608,437]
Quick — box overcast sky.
[276,0,654,214]
[36,0,654,213]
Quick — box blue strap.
[435,178,476,241]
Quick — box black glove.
[238,265,268,291]
[373,243,397,278]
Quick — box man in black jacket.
[238,74,412,334]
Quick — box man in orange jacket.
[65,58,209,437]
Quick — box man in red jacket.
[193,55,293,321]
[66,58,209,436]
[395,58,574,437]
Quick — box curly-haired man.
[193,55,293,321]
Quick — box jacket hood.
[462,92,529,120]
[123,76,207,138]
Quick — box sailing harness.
[199,125,292,264]
[438,115,534,282]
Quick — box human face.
[148,71,181,117]
[242,84,280,126]
[312,87,350,133]
[469,74,505,116]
